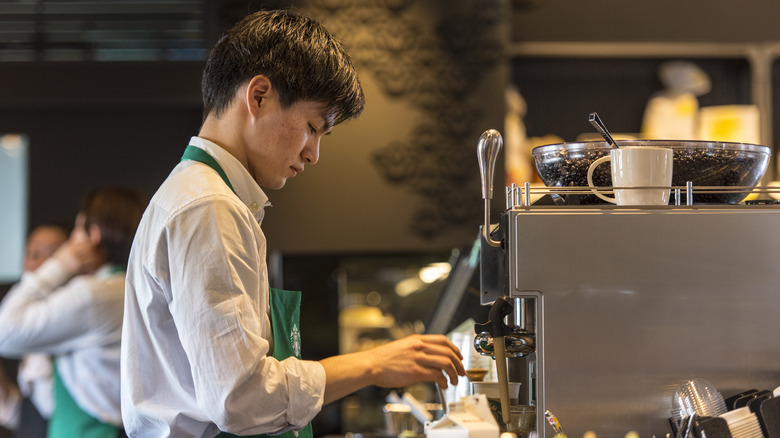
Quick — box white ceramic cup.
[586,146,673,205]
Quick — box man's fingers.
[419,340,467,376]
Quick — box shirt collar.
[188,136,271,223]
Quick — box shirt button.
[249,202,259,213]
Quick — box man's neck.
[198,115,248,170]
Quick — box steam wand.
[477,129,503,248]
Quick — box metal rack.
[505,181,780,207]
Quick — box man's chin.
[260,179,287,190]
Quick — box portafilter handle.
[477,129,503,248]
[474,297,513,425]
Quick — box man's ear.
[245,75,272,118]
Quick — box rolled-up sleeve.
[279,356,326,427]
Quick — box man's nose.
[303,140,320,165]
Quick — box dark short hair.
[80,187,148,266]
[202,9,365,126]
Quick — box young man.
[121,9,466,438]
[0,187,147,438]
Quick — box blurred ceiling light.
[419,262,451,284]
[395,262,452,297]
[395,277,424,297]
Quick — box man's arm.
[319,334,465,404]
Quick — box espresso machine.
[472,129,780,438]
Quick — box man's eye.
[309,125,317,135]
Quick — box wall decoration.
[306,0,506,239]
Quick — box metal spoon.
[588,112,619,149]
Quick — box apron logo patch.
[290,323,301,357]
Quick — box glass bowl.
[532,140,771,204]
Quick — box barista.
[120,9,466,438]
[0,224,68,438]
[0,187,147,438]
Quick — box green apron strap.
[107,265,126,275]
[216,288,312,438]
[48,365,121,438]
[181,145,237,195]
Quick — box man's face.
[24,226,67,272]
[244,97,332,190]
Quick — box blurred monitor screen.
[0,134,28,283]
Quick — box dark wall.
[0,61,204,230]
[1,107,203,227]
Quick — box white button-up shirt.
[121,137,326,438]
[0,261,125,426]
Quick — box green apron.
[48,367,122,438]
[182,145,314,438]
[48,266,127,438]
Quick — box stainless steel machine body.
[481,203,780,437]
[474,129,780,438]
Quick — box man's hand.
[52,240,105,276]
[320,334,466,404]
[366,334,466,389]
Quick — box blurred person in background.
[0,224,68,438]
[0,187,147,438]
[22,225,69,274]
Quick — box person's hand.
[320,333,467,404]
[367,334,466,390]
[52,239,105,276]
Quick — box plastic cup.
[507,405,536,437]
